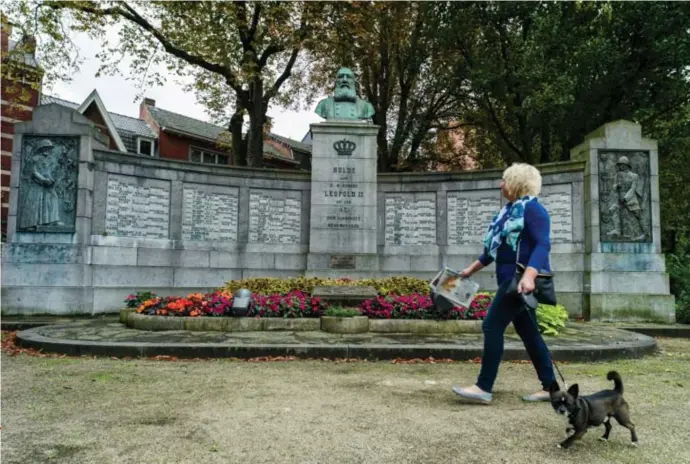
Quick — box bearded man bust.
[315,67,375,121]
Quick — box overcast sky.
[47,30,324,142]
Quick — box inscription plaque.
[181,186,239,242]
[447,191,501,245]
[105,174,170,238]
[330,254,356,269]
[384,193,436,245]
[316,164,369,230]
[17,135,79,233]
[540,184,573,243]
[598,151,651,242]
[249,189,301,244]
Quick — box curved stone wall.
[1,105,673,321]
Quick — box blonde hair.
[502,163,542,198]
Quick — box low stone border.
[125,312,320,332]
[369,319,515,335]
[1,320,59,330]
[622,326,690,339]
[124,310,504,335]
[16,323,658,362]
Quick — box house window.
[137,137,155,156]
[190,146,230,165]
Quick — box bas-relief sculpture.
[17,136,79,233]
[315,68,375,121]
[598,151,651,242]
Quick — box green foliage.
[667,254,690,324]
[438,2,690,166]
[648,104,690,261]
[536,304,569,336]
[222,276,430,297]
[324,307,362,318]
[676,293,690,325]
[123,291,157,309]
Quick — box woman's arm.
[461,259,486,278]
[524,200,551,271]
[462,246,494,278]
[519,200,551,293]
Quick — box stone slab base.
[320,316,369,334]
[312,285,377,307]
[585,293,676,323]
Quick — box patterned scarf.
[482,196,535,260]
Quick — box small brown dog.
[549,371,638,449]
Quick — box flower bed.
[223,276,430,296]
[128,290,328,318]
[359,293,491,320]
[124,280,569,335]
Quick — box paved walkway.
[14,319,658,361]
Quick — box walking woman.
[453,163,556,404]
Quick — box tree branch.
[484,94,524,160]
[248,4,262,40]
[258,44,284,68]
[44,1,244,94]
[264,47,300,103]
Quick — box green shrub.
[536,303,569,336]
[324,307,362,317]
[222,276,429,297]
[124,291,157,309]
[667,254,690,324]
[675,291,690,324]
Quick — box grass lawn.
[1,335,689,464]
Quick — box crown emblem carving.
[333,139,356,156]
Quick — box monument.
[571,120,674,321]
[0,90,675,322]
[307,68,379,276]
[314,68,375,121]
[17,136,79,233]
[601,155,650,241]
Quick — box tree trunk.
[539,124,551,164]
[375,115,390,172]
[246,79,265,167]
[230,108,247,166]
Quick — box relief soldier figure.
[606,156,647,241]
[19,139,63,230]
[315,67,375,121]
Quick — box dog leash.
[552,359,568,389]
[522,297,568,389]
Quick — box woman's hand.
[517,275,535,294]
[518,267,538,294]
[460,268,473,279]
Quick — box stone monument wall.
[371,165,586,316]
[1,106,672,321]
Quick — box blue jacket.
[478,197,552,285]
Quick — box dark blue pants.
[476,279,556,393]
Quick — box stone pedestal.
[307,121,379,277]
[571,120,675,322]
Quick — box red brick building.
[1,19,43,240]
[1,20,312,239]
